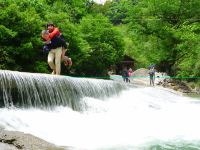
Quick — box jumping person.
[41,30,68,75]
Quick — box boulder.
[132,68,149,77]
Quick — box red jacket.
[49,27,61,39]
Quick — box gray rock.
[0,142,18,150]
[0,130,65,150]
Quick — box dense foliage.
[0,0,124,76]
[125,0,200,78]
[1,0,200,81]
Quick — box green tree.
[78,14,124,76]
[0,0,44,71]
[105,0,132,25]
[126,0,200,77]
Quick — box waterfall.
[0,87,200,149]
[1,70,200,149]
[0,70,127,110]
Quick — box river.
[0,70,200,150]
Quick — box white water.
[0,87,200,149]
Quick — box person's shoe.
[63,56,72,66]
[67,58,72,66]
[51,70,56,75]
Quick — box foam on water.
[0,87,200,149]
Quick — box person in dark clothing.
[44,23,72,67]
[46,35,67,50]
[41,30,67,75]
[122,67,129,83]
[149,67,155,86]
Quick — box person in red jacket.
[46,22,72,66]
[47,22,61,39]
[42,30,65,75]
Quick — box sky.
[93,0,107,4]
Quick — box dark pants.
[123,77,128,82]
[150,75,155,86]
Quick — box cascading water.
[0,70,126,110]
[0,70,200,149]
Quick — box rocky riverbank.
[134,68,200,95]
[157,78,200,95]
[0,129,66,150]
[123,68,200,95]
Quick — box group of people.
[41,23,156,85]
[122,67,133,83]
[41,22,72,75]
[122,66,156,86]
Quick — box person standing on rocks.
[128,68,133,83]
[149,67,155,86]
[122,67,129,83]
